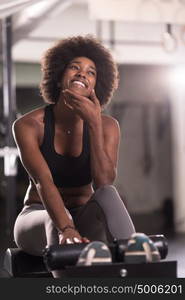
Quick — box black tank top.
[39,104,92,188]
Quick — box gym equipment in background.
[42,233,176,278]
[3,233,176,278]
[43,234,168,271]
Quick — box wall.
[109,65,173,214]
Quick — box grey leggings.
[14,185,135,256]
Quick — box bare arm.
[12,117,85,243]
[88,114,120,188]
[63,89,120,187]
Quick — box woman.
[12,35,135,277]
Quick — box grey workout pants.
[14,185,135,256]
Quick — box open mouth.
[71,80,87,88]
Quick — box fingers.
[59,231,90,245]
[65,237,89,244]
[73,237,82,243]
[89,89,99,104]
[63,93,74,110]
[63,89,84,100]
[66,238,73,244]
[64,100,74,110]
[62,90,82,111]
[62,89,100,112]
[62,88,99,105]
[63,89,93,104]
[65,237,82,244]
[82,237,90,243]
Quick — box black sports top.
[39,104,92,188]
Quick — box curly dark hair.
[40,35,119,107]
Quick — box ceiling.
[0,0,185,64]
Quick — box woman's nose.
[76,71,86,78]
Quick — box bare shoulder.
[12,106,46,145]
[101,114,120,134]
[13,106,45,132]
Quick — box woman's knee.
[94,184,121,204]
[95,184,116,194]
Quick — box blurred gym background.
[0,0,185,277]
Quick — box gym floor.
[166,234,185,278]
[0,200,184,278]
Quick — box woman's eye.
[88,70,96,76]
[70,65,78,70]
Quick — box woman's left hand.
[62,89,101,125]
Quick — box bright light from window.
[169,65,185,88]
[23,1,51,18]
[16,0,53,26]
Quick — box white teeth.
[72,81,85,88]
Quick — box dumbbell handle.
[43,243,87,271]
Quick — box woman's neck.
[53,97,82,127]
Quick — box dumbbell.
[110,234,168,263]
[43,233,168,271]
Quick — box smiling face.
[61,56,97,97]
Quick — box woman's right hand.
[58,227,89,244]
